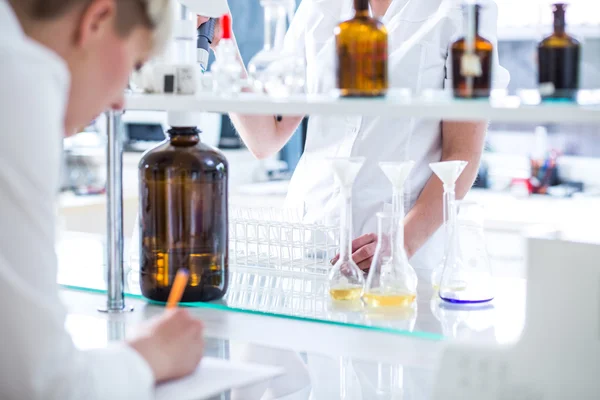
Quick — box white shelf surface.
[498,25,600,41]
[125,90,600,124]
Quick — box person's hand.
[197,15,225,51]
[128,309,204,383]
[330,233,378,271]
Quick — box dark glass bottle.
[139,126,229,303]
[538,3,580,101]
[335,0,388,97]
[451,4,493,99]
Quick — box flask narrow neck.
[443,185,456,255]
[446,187,459,262]
[391,191,406,262]
[339,188,354,262]
[263,3,287,51]
[392,187,404,216]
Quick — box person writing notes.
[199,0,509,279]
[0,0,205,399]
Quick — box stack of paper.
[155,357,284,400]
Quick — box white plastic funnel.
[430,161,468,186]
[380,161,415,191]
[330,157,366,188]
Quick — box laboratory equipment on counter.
[451,3,493,99]
[211,14,244,95]
[228,207,339,274]
[335,0,388,97]
[362,161,417,308]
[438,199,494,304]
[379,160,415,216]
[538,3,580,101]
[328,157,366,301]
[454,201,492,284]
[429,160,468,290]
[138,111,229,302]
[363,213,418,308]
[433,237,600,399]
[101,0,230,313]
[248,0,306,97]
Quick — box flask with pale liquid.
[362,212,418,308]
[328,157,366,301]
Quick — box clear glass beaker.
[363,212,418,308]
[438,200,494,304]
[248,0,305,97]
[328,157,366,301]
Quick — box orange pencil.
[166,269,189,309]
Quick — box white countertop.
[58,229,528,399]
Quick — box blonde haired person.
[0,1,205,399]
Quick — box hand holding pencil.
[128,269,205,384]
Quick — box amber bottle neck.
[463,6,481,37]
[168,127,200,146]
[553,7,567,35]
[354,0,370,14]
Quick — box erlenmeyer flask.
[328,157,366,301]
[430,160,468,289]
[363,212,418,307]
[248,0,305,97]
[438,200,494,304]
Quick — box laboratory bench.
[59,177,600,281]
[58,230,526,400]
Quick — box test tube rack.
[229,207,339,277]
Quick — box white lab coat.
[283,0,509,279]
[0,2,154,399]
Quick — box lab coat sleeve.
[282,0,310,58]
[0,62,154,400]
[443,0,510,90]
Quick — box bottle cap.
[221,14,232,40]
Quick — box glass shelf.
[57,232,526,343]
[124,89,600,124]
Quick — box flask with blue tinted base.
[438,200,494,304]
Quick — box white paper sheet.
[155,357,284,400]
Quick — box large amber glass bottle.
[451,4,493,99]
[538,3,580,101]
[335,0,388,97]
[139,124,228,303]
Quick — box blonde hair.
[140,0,174,56]
[10,0,174,55]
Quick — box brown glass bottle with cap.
[451,3,493,99]
[335,0,388,97]
[538,3,580,101]
[139,124,229,303]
